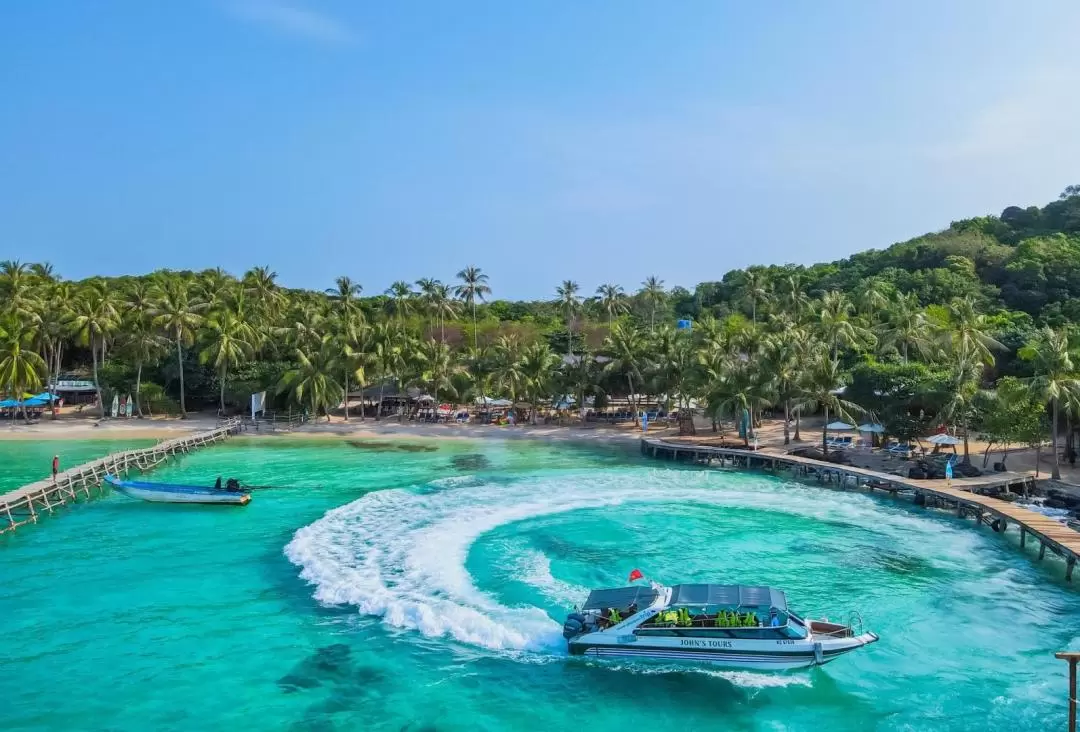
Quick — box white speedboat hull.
[570,631,878,670]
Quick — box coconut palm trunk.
[92,338,104,418]
[821,406,830,455]
[783,400,791,444]
[175,334,187,417]
[219,364,228,414]
[135,361,144,417]
[1052,397,1061,480]
[343,372,350,421]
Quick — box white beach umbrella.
[825,421,855,431]
[925,433,961,445]
[858,423,885,433]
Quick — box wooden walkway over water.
[0,419,242,535]
[642,437,1080,583]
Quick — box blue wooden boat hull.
[104,475,251,505]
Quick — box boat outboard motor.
[563,612,588,639]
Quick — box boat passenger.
[769,607,781,627]
[214,476,222,490]
[225,478,241,492]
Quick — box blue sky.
[2,1,1079,299]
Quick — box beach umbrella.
[23,397,48,407]
[0,398,18,408]
[857,423,885,433]
[925,433,960,445]
[825,421,855,431]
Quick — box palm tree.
[1019,327,1080,480]
[703,360,771,446]
[816,291,872,360]
[946,296,1005,366]
[386,281,415,325]
[853,277,892,323]
[936,349,984,465]
[596,283,628,328]
[519,342,559,423]
[454,266,491,351]
[419,338,462,405]
[243,266,284,326]
[200,310,255,414]
[492,335,527,405]
[556,280,581,356]
[34,281,73,417]
[604,323,648,425]
[327,276,363,320]
[0,260,37,321]
[68,282,120,416]
[775,272,811,320]
[425,282,459,343]
[326,277,366,420]
[122,322,166,417]
[877,293,931,362]
[370,320,405,419]
[639,276,666,331]
[149,281,204,417]
[738,268,771,324]
[764,327,809,444]
[0,322,47,423]
[277,337,343,421]
[800,354,862,455]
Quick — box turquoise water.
[0,439,155,492]
[1,436,1077,731]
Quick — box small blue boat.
[104,475,252,505]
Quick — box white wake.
[285,468,981,654]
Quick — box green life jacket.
[610,609,621,624]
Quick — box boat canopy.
[669,584,787,611]
[582,585,660,611]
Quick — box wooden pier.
[642,437,1080,583]
[0,419,242,536]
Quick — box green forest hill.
[2,186,1080,478]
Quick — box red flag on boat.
[628,569,644,583]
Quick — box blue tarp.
[0,397,49,408]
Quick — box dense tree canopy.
[3,187,1080,473]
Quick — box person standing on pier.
[52,455,59,482]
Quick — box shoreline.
[0,416,661,447]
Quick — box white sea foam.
[285,468,991,654]
[510,548,590,606]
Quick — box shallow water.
[0,436,1075,731]
[0,438,155,492]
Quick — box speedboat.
[562,582,878,670]
[104,474,251,505]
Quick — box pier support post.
[1068,557,1076,583]
[1056,652,1079,732]
[1040,543,1047,561]
[1020,528,1026,547]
